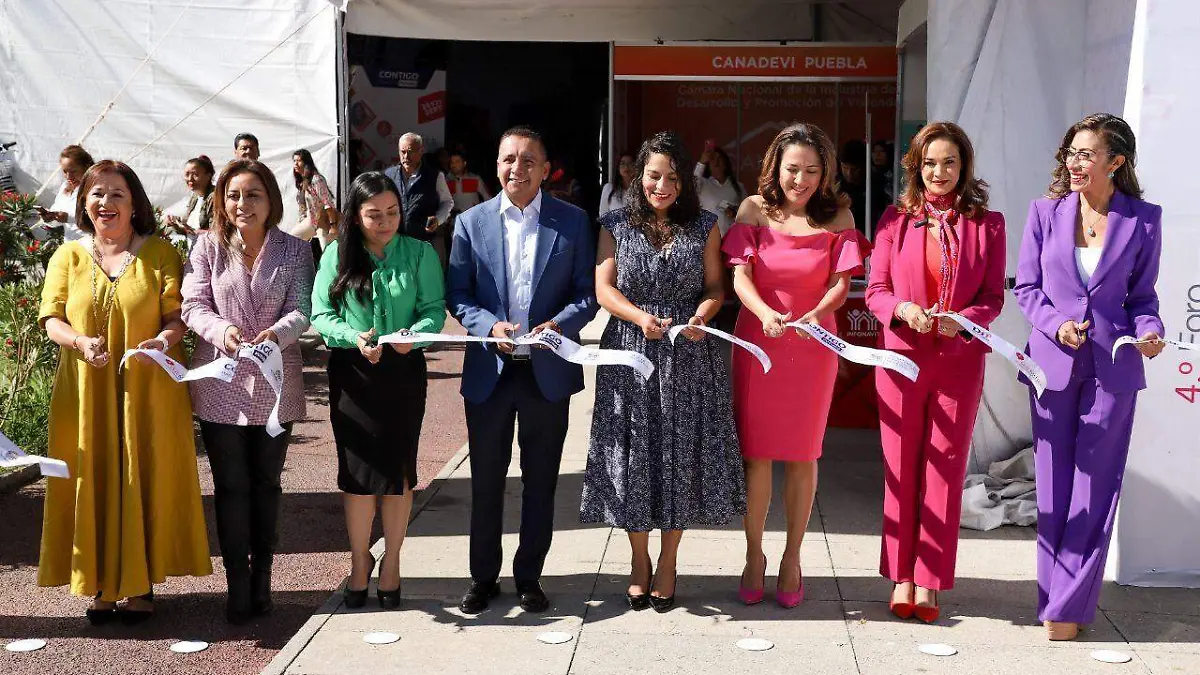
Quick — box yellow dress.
[37,236,212,601]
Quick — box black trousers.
[465,363,570,586]
[200,421,293,572]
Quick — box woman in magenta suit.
[724,123,869,608]
[1014,113,1163,641]
[865,122,1006,622]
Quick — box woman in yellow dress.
[38,160,211,625]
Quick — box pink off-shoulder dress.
[722,224,871,461]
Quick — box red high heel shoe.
[913,590,939,624]
[738,554,767,605]
[889,584,914,619]
[775,564,804,609]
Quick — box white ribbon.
[377,329,509,346]
[119,348,238,383]
[0,431,69,478]
[376,328,655,380]
[932,311,1048,397]
[665,324,772,373]
[513,330,655,380]
[236,341,286,437]
[1112,335,1200,360]
[787,321,920,382]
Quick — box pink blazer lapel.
[898,216,932,308]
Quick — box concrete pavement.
[267,312,1200,675]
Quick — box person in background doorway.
[445,150,491,264]
[725,123,866,609]
[165,155,215,247]
[35,145,94,242]
[235,133,261,162]
[383,132,454,266]
[839,139,868,234]
[598,152,634,217]
[293,148,341,256]
[545,158,583,206]
[871,140,895,222]
[1014,113,1163,642]
[865,121,1005,624]
[695,144,745,237]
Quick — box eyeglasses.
[1060,148,1114,166]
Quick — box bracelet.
[895,301,913,319]
[691,314,707,326]
[71,335,82,352]
[154,336,170,350]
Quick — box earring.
[1107,171,1115,179]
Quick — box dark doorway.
[347,35,609,218]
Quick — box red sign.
[417,90,446,124]
[614,44,897,80]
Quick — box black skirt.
[328,347,427,495]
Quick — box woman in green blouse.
[311,171,445,610]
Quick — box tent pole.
[335,9,349,204]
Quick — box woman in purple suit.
[1014,113,1164,642]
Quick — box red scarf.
[923,191,960,313]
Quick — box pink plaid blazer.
[181,228,315,425]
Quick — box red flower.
[16,297,28,307]
[4,339,13,347]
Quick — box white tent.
[0,0,340,223]
[920,0,1200,585]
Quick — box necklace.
[90,237,136,347]
[1083,209,1106,238]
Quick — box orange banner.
[614,44,897,80]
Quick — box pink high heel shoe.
[738,554,767,605]
[776,565,804,608]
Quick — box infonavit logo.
[845,309,879,335]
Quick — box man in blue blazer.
[447,126,598,613]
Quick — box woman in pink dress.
[724,123,869,607]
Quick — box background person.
[35,144,94,242]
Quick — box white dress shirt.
[50,181,83,241]
[500,190,542,356]
[598,182,626,217]
[403,167,455,225]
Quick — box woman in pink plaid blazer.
[181,160,315,624]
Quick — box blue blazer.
[447,192,598,404]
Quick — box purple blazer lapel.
[1088,190,1136,290]
[1054,192,1087,293]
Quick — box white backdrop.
[1110,0,1200,587]
[0,0,340,223]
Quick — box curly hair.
[897,121,990,219]
[1046,113,1142,200]
[757,123,847,225]
[624,131,701,247]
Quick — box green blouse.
[310,235,446,348]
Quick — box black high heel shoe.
[626,561,653,611]
[344,552,373,609]
[648,569,676,614]
[86,594,118,626]
[377,584,401,610]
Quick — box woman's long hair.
[1047,113,1142,200]
[623,131,701,247]
[703,146,745,201]
[897,121,990,219]
[76,160,156,236]
[329,172,404,308]
[757,123,847,225]
[211,160,285,252]
[293,148,321,196]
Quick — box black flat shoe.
[377,585,401,610]
[343,586,369,609]
[85,606,118,626]
[517,582,549,613]
[459,580,500,614]
[120,591,154,625]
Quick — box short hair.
[59,145,95,170]
[211,160,285,252]
[234,133,259,149]
[398,132,424,147]
[500,125,548,159]
[840,140,867,168]
[449,150,467,161]
[76,160,157,236]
